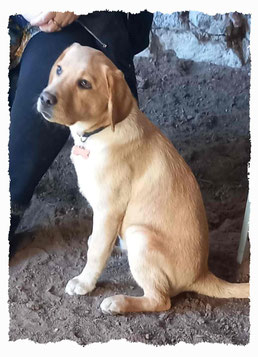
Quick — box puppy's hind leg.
[100,225,171,314]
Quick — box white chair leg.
[237,193,250,264]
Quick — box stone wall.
[138,11,251,68]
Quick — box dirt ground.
[9,50,250,346]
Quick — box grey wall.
[137,11,250,68]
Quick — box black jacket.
[78,11,153,56]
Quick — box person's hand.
[25,12,79,32]
[30,12,79,32]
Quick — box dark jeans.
[9,18,138,220]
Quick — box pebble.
[145,333,151,340]
[197,317,205,324]
[26,302,40,311]
[206,303,212,311]
[187,115,194,120]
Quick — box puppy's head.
[37,43,133,133]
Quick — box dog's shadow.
[9,217,93,265]
[9,216,125,266]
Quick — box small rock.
[26,301,40,311]
[145,333,151,340]
[197,317,205,324]
[206,303,212,312]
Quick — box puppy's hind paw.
[100,295,126,315]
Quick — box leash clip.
[80,135,88,143]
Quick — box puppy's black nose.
[40,91,57,106]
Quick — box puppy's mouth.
[40,110,52,120]
[37,99,53,121]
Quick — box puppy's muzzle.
[40,91,57,106]
[37,91,57,120]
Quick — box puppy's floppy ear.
[105,67,133,131]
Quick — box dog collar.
[74,126,108,159]
[79,126,107,143]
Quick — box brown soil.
[9,50,250,345]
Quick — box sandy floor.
[9,51,250,345]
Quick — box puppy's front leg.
[65,211,119,296]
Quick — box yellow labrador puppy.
[37,43,249,314]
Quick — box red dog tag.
[72,145,90,159]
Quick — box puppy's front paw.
[65,277,95,296]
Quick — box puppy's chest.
[71,144,110,205]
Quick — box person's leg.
[9,23,97,253]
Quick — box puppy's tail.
[189,271,249,299]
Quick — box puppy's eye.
[56,65,62,75]
[78,79,92,89]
